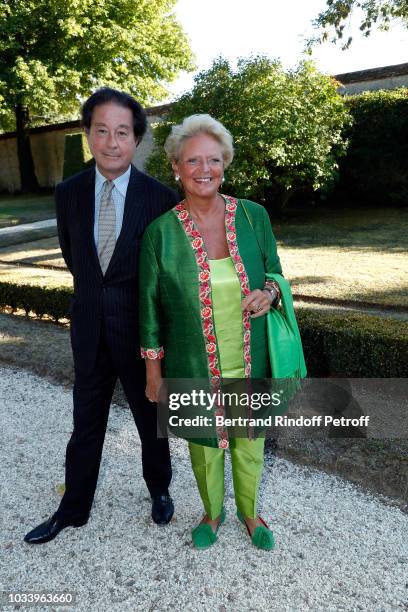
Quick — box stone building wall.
[337,74,408,95]
[0,106,168,193]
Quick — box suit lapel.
[79,168,103,277]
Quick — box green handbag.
[265,272,307,379]
[240,200,307,380]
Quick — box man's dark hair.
[81,87,148,141]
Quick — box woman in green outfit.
[139,114,282,550]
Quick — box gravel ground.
[1,311,407,506]
[1,367,407,612]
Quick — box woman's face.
[173,133,224,200]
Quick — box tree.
[0,0,194,192]
[147,57,351,212]
[313,0,408,48]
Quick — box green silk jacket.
[139,195,282,382]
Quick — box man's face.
[85,102,138,180]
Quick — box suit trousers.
[56,321,172,521]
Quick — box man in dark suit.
[24,88,178,544]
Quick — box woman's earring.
[221,176,225,183]
[175,175,180,182]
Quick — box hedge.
[1,280,406,377]
[0,281,71,322]
[63,133,93,180]
[297,309,408,378]
[331,89,408,207]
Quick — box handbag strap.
[240,199,264,259]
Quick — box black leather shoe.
[24,513,88,544]
[151,494,174,525]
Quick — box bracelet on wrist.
[263,280,281,307]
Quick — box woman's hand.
[242,289,273,318]
[145,359,163,403]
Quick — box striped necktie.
[97,180,116,274]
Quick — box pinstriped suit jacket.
[56,164,179,374]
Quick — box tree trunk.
[279,186,295,209]
[265,183,296,219]
[15,104,39,193]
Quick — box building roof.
[334,62,408,84]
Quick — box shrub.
[297,309,408,377]
[1,280,406,377]
[146,56,351,213]
[0,281,71,321]
[332,89,408,207]
[63,133,93,180]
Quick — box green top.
[209,257,245,378]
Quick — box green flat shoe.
[191,507,226,549]
[237,510,275,551]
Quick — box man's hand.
[242,289,273,318]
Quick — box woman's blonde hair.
[164,114,234,167]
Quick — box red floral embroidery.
[208,354,217,367]
[141,346,164,360]
[177,210,189,221]
[201,306,212,319]
[197,253,208,268]
[199,285,210,301]
[203,320,213,333]
[192,237,203,250]
[173,195,253,448]
[223,195,252,378]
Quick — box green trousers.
[188,437,265,520]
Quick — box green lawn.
[0,194,55,228]
[0,206,406,308]
[272,205,408,251]
[270,206,408,307]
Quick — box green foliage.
[297,309,408,377]
[146,56,351,212]
[334,89,408,206]
[0,281,71,321]
[312,0,408,48]
[63,133,93,180]
[0,0,194,129]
